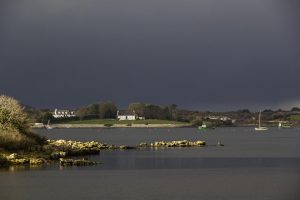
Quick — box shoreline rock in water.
[1,153,48,166]
[0,139,104,167]
[46,139,137,154]
[1,139,209,168]
[47,139,102,156]
[150,140,206,148]
[59,158,98,166]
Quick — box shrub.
[0,95,46,151]
[0,95,29,133]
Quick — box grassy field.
[289,115,300,121]
[55,119,189,125]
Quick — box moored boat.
[278,122,292,128]
[255,111,268,131]
[45,120,53,130]
[198,124,215,130]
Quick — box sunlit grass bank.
[289,115,300,121]
[55,119,189,125]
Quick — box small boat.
[278,122,292,128]
[255,111,268,131]
[255,127,268,131]
[45,120,53,130]
[198,124,215,130]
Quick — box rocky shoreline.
[0,139,210,168]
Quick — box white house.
[52,108,76,118]
[117,110,137,120]
[207,115,219,120]
[220,116,231,121]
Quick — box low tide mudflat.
[1,127,300,200]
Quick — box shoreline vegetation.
[39,124,190,128]
[32,122,299,129]
[31,117,299,129]
[33,119,192,128]
[27,103,300,129]
[0,95,100,168]
[55,119,188,125]
[1,95,212,168]
[33,123,192,129]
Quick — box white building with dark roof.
[53,108,76,118]
[117,110,137,120]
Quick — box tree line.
[76,102,180,121]
[24,100,300,125]
[26,102,182,124]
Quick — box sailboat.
[255,111,268,131]
[45,120,53,130]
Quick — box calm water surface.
[1,127,300,200]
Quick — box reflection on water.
[97,156,300,170]
[0,163,55,173]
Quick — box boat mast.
[258,111,261,128]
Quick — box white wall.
[117,115,136,120]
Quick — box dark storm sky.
[0,0,299,111]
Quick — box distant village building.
[207,115,219,120]
[52,108,76,118]
[220,116,231,122]
[117,110,139,120]
[205,115,235,124]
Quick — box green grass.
[55,119,189,125]
[289,115,300,121]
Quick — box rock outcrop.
[1,139,212,168]
[50,151,67,159]
[30,158,46,165]
[150,140,206,148]
[10,158,30,165]
[3,153,47,166]
[47,139,137,153]
[138,142,148,147]
[47,140,101,156]
[59,158,98,166]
